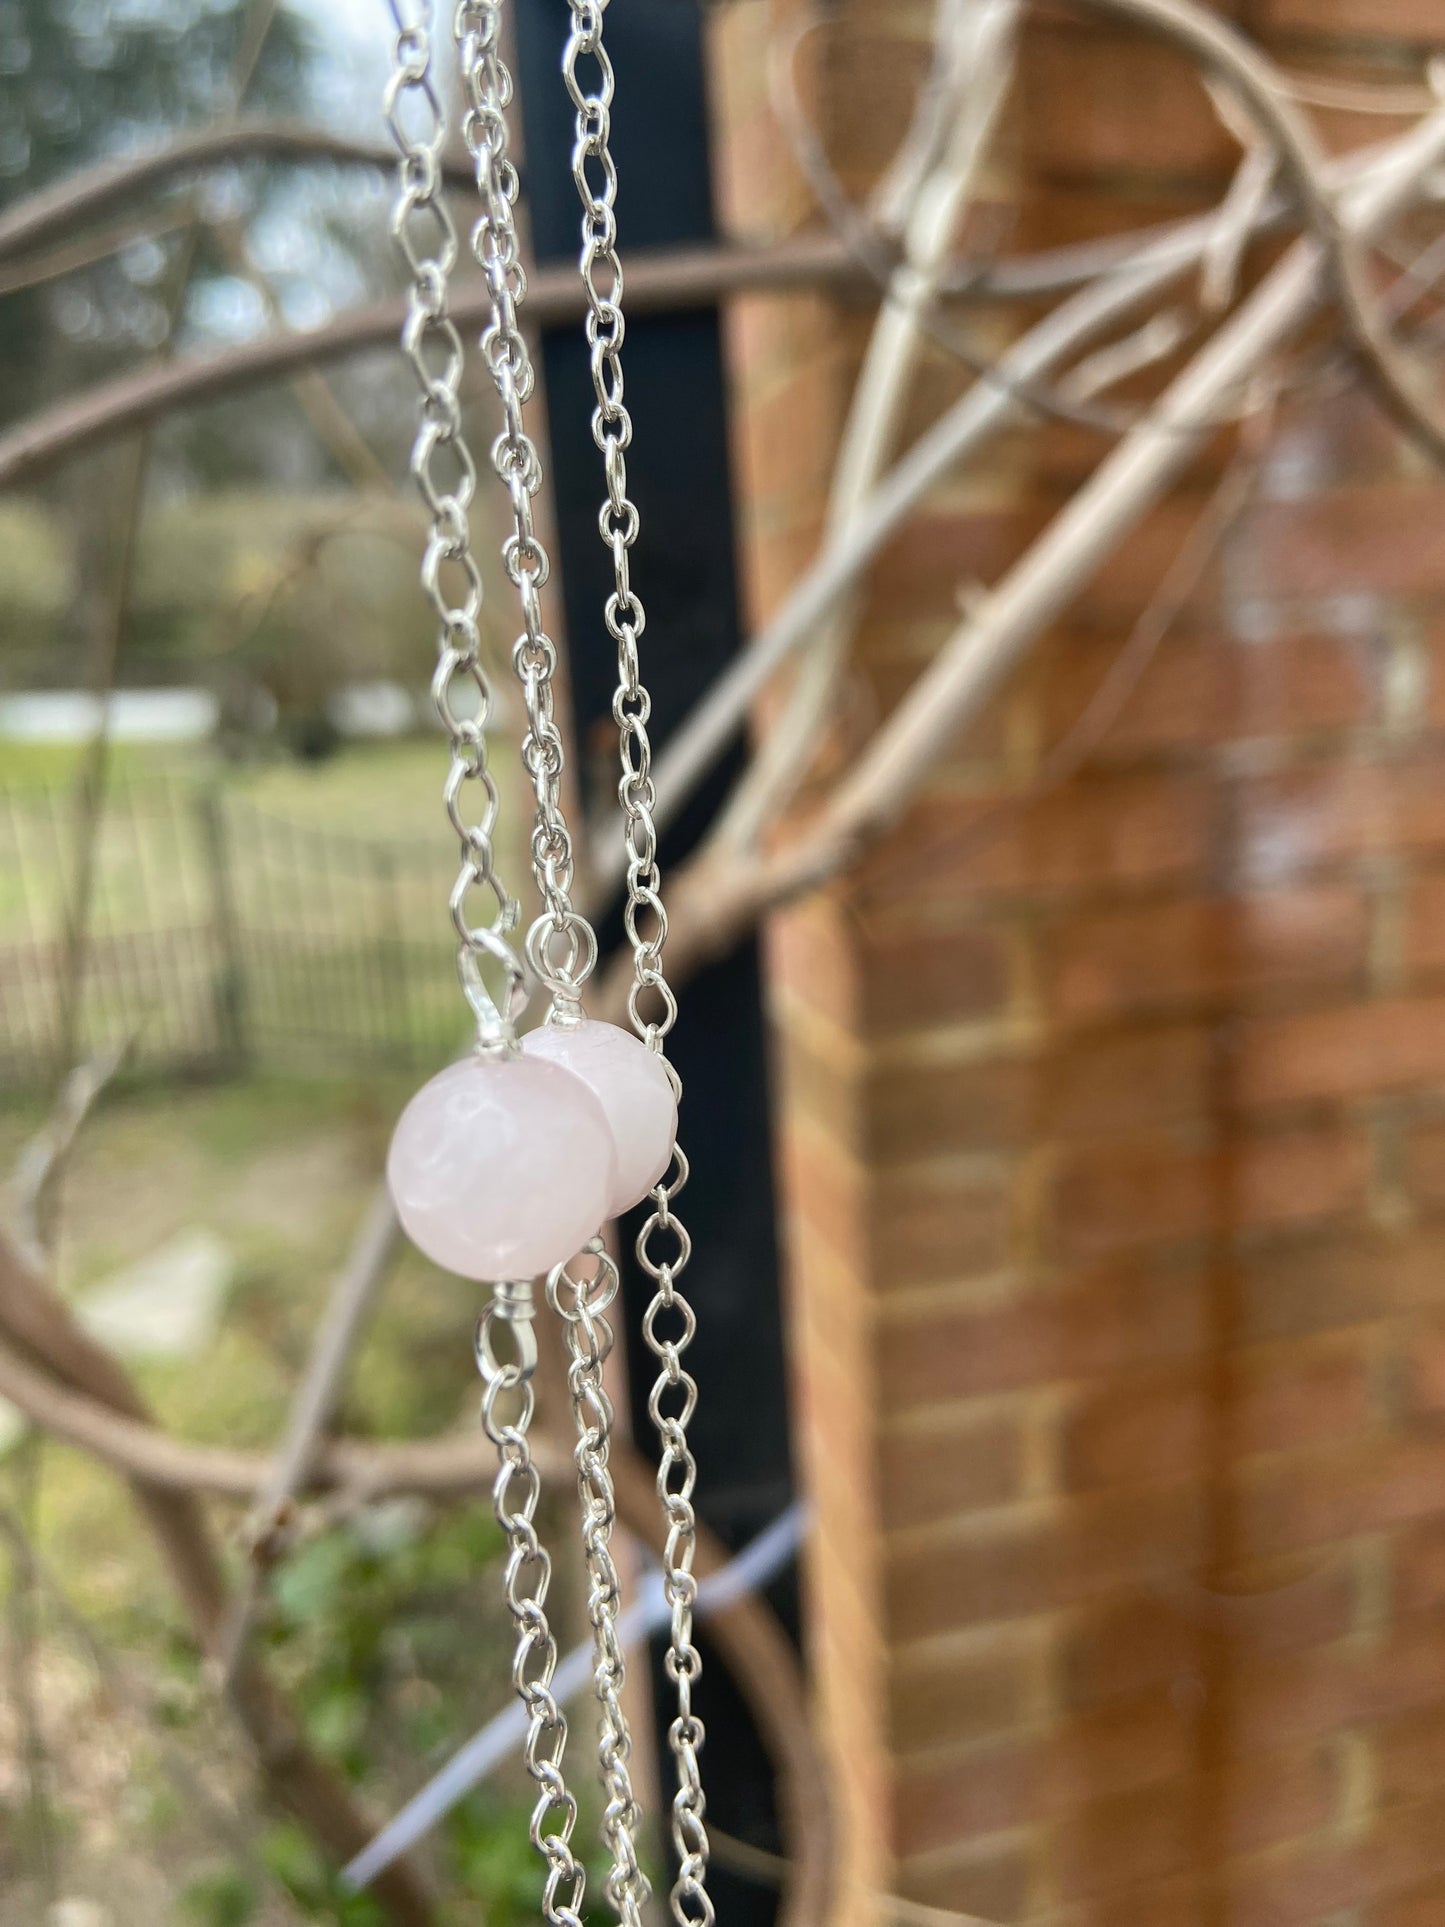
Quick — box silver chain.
[476,1292,587,1927]
[562,10,712,1923]
[384,0,525,1054]
[389,15,592,1926]
[453,9,656,1923]
[548,1244,650,1926]
[456,0,597,1024]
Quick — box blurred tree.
[0,0,312,418]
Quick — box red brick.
[878,1404,1027,1530]
[1236,1227,1445,1344]
[1233,997,1445,1108]
[884,1481,1206,1637]
[1051,1751,1336,1904]
[1235,754,1445,884]
[859,922,1013,1033]
[1377,1877,1445,1927]
[893,1838,1034,1923]
[1227,1794,1445,1927]
[1051,1123,1369,1260]
[765,899,862,1034]
[1259,0,1445,35]
[871,1157,1016,1286]
[870,495,1228,631]
[877,1254,1207,1407]
[866,1023,1211,1162]
[1246,485,1445,600]
[1016,24,1234,181]
[888,1624,1047,1753]
[1404,1314,1445,1415]
[1048,887,1369,1023]
[1040,628,1374,761]
[854,769,1214,908]
[1377,1700,1445,1809]
[1060,1561,1357,1711]
[1062,1338,1374,1490]
[1238,1437,1445,1563]
[1407,872,1445,977]
[893,1688,1191,1853]
[1396,1511,1445,1613]
[1060,1597,1203,1709]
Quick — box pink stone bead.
[522,1018,677,1216]
[386,1053,616,1280]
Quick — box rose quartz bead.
[386,1053,616,1280]
[522,1018,677,1216]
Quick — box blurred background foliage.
[0,2,601,1922]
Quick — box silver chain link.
[453,9,657,1922]
[548,1244,650,1926]
[476,1291,587,1927]
[562,10,712,1923]
[385,0,526,1054]
[456,0,597,1024]
[389,15,593,1926]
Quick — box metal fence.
[0,775,464,1087]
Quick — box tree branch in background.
[7,1040,128,1267]
[215,1187,401,1690]
[0,1226,834,1927]
[0,120,478,266]
[714,0,1020,852]
[0,236,858,489]
[0,1229,438,1927]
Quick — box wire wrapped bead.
[387,1053,616,1280]
[522,1018,676,1215]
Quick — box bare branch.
[586,125,1436,893]
[0,1263,833,1927]
[0,120,476,267]
[582,103,1445,1023]
[1081,0,1445,467]
[0,1225,437,1927]
[215,1187,402,1689]
[786,99,1445,881]
[7,1040,128,1266]
[0,1321,539,1499]
[0,237,858,490]
[716,0,1019,851]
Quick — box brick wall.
[709,3,1445,1922]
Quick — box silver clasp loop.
[475,1276,538,1381]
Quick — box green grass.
[0,738,532,1083]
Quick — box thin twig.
[859,393,1277,908]
[7,1038,128,1267]
[0,1505,302,1921]
[0,237,859,489]
[590,130,1424,888]
[1079,0,1445,468]
[718,0,1019,851]
[214,1187,401,1691]
[0,120,478,266]
[579,104,1445,1021]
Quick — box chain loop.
[456,0,595,1019]
[562,9,713,1920]
[476,1286,586,1927]
[548,1243,651,1925]
[454,13,652,1922]
[386,0,525,1054]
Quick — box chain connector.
[476,1276,538,1381]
